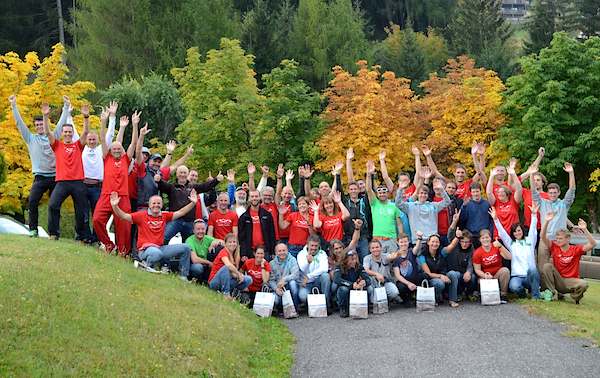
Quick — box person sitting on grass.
[491,205,541,299]
[269,243,300,312]
[333,250,371,318]
[207,233,252,300]
[392,233,424,306]
[472,229,512,303]
[241,246,271,305]
[417,233,452,307]
[110,191,195,281]
[186,219,223,282]
[540,213,596,304]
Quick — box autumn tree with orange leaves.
[316,60,429,179]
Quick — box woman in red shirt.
[241,247,271,304]
[472,229,512,301]
[208,233,252,299]
[486,166,522,238]
[279,196,314,258]
[312,191,350,246]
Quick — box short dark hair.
[348,181,358,187]
[33,115,43,122]
[398,172,410,179]
[62,123,74,130]
[547,183,560,191]
[470,182,481,191]
[307,235,321,245]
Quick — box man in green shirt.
[186,219,224,281]
[366,160,404,254]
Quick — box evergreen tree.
[395,23,426,88]
[577,0,600,38]
[525,0,580,54]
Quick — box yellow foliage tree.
[317,61,429,178]
[0,44,96,216]
[420,56,507,174]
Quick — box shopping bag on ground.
[416,280,435,312]
[253,285,275,317]
[307,287,327,318]
[372,282,389,314]
[350,288,369,319]
[480,278,501,306]
[281,287,298,319]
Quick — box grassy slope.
[0,235,294,377]
[520,280,600,345]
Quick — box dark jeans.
[163,218,194,245]
[396,273,425,302]
[48,180,91,240]
[84,184,101,242]
[28,175,56,231]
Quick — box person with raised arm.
[311,191,350,249]
[277,169,298,245]
[238,190,276,261]
[379,149,412,243]
[44,102,91,242]
[334,249,371,317]
[346,147,366,197]
[363,237,403,305]
[443,215,477,306]
[520,148,549,230]
[472,229,512,302]
[92,111,144,254]
[534,162,576,269]
[392,233,425,306]
[278,196,314,258]
[458,183,493,248]
[9,95,72,236]
[491,204,540,299]
[540,213,595,303]
[366,160,404,254]
[486,161,522,238]
[110,190,196,280]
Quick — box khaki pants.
[494,267,510,296]
[541,263,588,302]
[537,239,551,274]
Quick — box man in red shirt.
[238,190,276,261]
[93,110,147,255]
[261,186,280,241]
[110,190,198,281]
[540,213,596,303]
[208,192,239,239]
[486,165,522,238]
[43,102,91,242]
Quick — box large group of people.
[10,95,598,318]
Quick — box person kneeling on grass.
[269,243,300,313]
[540,213,596,304]
[186,219,224,282]
[207,233,252,299]
[110,191,194,281]
[472,229,512,303]
[241,246,271,305]
[334,249,372,318]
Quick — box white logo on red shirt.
[482,254,499,265]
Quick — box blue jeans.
[190,263,207,280]
[163,219,194,245]
[447,270,477,302]
[428,278,447,303]
[288,244,304,259]
[298,273,331,307]
[336,285,373,310]
[370,278,400,302]
[356,238,369,264]
[209,266,252,296]
[270,280,300,309]
[510,268,541,299]
[84,185,101,242]
[140,244,191,276]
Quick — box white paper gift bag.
[307,287,327,318]
[281,287,298,319]
[349,289,368,319]
[416,280,435,312]
[252,286,275,317]
[372,282,389,314]
[480,278,501,306]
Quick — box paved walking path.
[286,303,599,377]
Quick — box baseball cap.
[150,153,163,161]
[142,147,150,155]
[235,186,246,192]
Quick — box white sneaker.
[179,276,190,283]
[160,266,171,275]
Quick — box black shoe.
[340,307,349,318]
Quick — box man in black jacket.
[156,165,221,244]
[238,190,276,261]
[442,224,477,306]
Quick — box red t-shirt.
[261,202,279,240]
[550,242,585,278]
[208,249,232,283]
[403,184,416,201]
[250,209,264,249]
[101,155,130,196]
[242,258,271,292]
[472,245,504,275]
[131,210,174,250]
[493,198,519,238]
[128,162,145,199]
[278,203,293,239]
[51,140,85,181]
[522,188,550,229]
[433,195,449,235]
[285,212,311,246]
[455,179,473,200]
[208,210,238,239]
[319,213,344,242]
[492,182,513,201]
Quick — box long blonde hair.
[224,233,241,267]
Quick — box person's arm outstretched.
[110,192,132,223]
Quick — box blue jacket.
[459,199,493,236]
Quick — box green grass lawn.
[520,280,600,345]
[0,235,294,377]
[36,200,76,239]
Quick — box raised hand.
[563,162,573,173]
[471,141,478,155]
[452,209,461,224]
[100,107,109,123]
[285,169,295,181]
[538,147,545,157]
[227,169,235,183]
[186,145,194,155]
[528,202,540,214]
[420,167,432,179]
[346,147,354,161]
[379,150,386,161]
[509,157,518,170]
[309,200,319,212]
[492,239,502,248]
[119,115,129,128]
[277,163,285,178]
[352,218,364,229]
[303,164,314,178]
[131,110,141,126]
[8,95,16,104]
[165,140,176,154]
[490,167,499,177]
[154,173,161,182]
[455,229,463,238]
[81,104,90,117]
[333,161,343,174]
[278,204,289,215]
[411,145,420,156]
[577,218,588,230]
[366,160,375,174]
[477,142,486,155]
[188,189,198,203]
[108,100,118,116]
[109,192,120,206]
[488,207,497,220]
[207,171,213,180]
[62,95,70,107]
[416,230,424,240]
[421,145,432,156]
[247,162,256,176]
[41,103,50,116]
[332,191,342,203]
[216,171,224,182]
[545,211,555,222]
[140,123,151,136]
[261,165,270,177]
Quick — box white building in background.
[501,0,531,23]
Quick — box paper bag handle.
[311,287,321,295]
[261,284,272,293]
[421,279,429,288]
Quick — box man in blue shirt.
[459,183,493,248]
